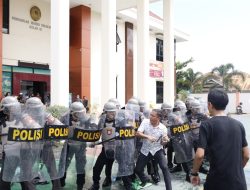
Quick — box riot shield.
[62,112,101,178]
[84,114,101,179]
[168,113,194,164]
[114,110,136,177]
[37,111,69,182]
[2,106,44,182]
[98,113,117,159]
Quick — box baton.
[95,132,119,145]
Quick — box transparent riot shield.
[126,100,140,130]
[98,113,117,159]
[62,112,101,179]
[2,105,44,182]
[37,111,69,182]
[168,112,194,164]
[84,114,101,180]
[114,110,136,177]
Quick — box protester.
[134,109,172,190]
[191,88,249,190]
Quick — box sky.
[150,0,250,74]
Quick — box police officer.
[89,102,117,190]
[60,101,87,190]
[169,100,193,182]
[185,96,195,119]
[187,99,209,174]
[0,96,36,190]
[161,103,174,169]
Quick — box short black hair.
[208,88,228,110]
[152,109,162,118]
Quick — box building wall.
[2,1,173,109]
[90,10,166,109]
[192,92,250,114]
[3,0,50,66]
[69,5,91,101]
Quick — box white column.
[163,0,175,106]
[50,0,69,107]
[137,0,150,102]
[101,0,116,104]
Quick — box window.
[156,38,163,61]
[3,0,9,33]
[156,81,163,103]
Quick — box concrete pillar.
[50,0,69,107]
[163,0,175,106]
[136,0,150,102]
[101,0,116,104]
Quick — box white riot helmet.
[0,96,21,120]
[25,97,43,108]
[70,102,85,113]
[190,100,202,114]
[70,102,86,122]
[126,98,140,113]
[185,96,195,110]
[1,96,19,109]
[139,100,147,112]
[161,103,172,110]
[174,100,186,111]
[108,98,120,109]
[103,102,117,112]
[103,102,116,121]
[25,97,45,125]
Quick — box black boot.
[170,164,182,173]
[52,179,62,190]
[77,174,85,190]
[102,177,112,187]
[60,172,66,187]
[151,174,160,184]
[185,173,190,182]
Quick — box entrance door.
[13,73,50,104]
[20,80,47,103]
[34,81,46,103]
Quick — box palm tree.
[184,68,203,93]
[176,58,194,93]
[211,63,245,91]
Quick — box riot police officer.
[89,102,117,190]
[169,100,193,182]
[161,103,174,169]
[60,101,87,190]
[0,96,36,190]
[188,99,209,174]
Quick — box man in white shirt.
[134,109,172,190]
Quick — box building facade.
[0,0,189,109]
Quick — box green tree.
[176,58,194,93]
[184,68,203,93]
[211,63,245,91]
[176,58,204,93]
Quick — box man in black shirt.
[191,88,249,190]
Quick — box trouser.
[42,143,62,190]
[167,140,174,166]
[92,147,114,184]
[0,152,35,190]
[146,159,160,178]
[135,149,172,190]
[59,143,86,188]
[122,175,133,190]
